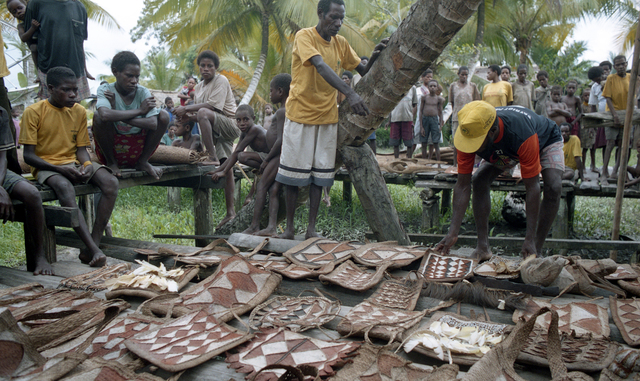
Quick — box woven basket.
[0,310,45,378]
[149,144,203,165]
[283,238,361,270]
[368,275,424,311]
[610,297,640,347]
[473,255,523,280]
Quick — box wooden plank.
[582,109,640,129]
[365,232,640,251]
[14,205,80,228]
[193,188,213,247]
[227,233,305,253]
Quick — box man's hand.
[104,90,116,109]
[370,37,389,61]
[80,163,93,182]
[434,234,458,255]
[521,239,537,258]
[140,97,156,115]
[613,114,622,127]
[174,106,187,119]
[57,166,84,183]
[420,127,425,137]
[31,19,40,28]
[0,187,14,223]
[258,159,269,175]
[207,169,224,182]
[347,93,369,116]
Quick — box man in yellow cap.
[435,101,563,260]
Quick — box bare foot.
[79,248,107,267]
[322,195,331,207]
[136,161,163,180]
[200,154,220,166]
[305,230,323,240]
[601,176,609,186]
[242,225,259,235]
[279,230,295,240]
[33,257,54,275]
[256,227,278,237]
[215,214,235,230]
[590,166,599,174]
[108,163,122,177]
[470,248,492,262]
[242,196,252,207]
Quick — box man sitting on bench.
[0,106,52,275]
[20,67,118,268]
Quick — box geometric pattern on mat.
[249,259,291,272]
[125,310,252,372]
[350,242,425,269]
[249,295,340,332]
[605,264,640,280]
[58,263,132,291]
[336,301,426,342]
[512,298,610,338]
[270,263,335,280]
[418,251,475,282]
[226,328,359,380]
[368,277,424,311]
[283,238,361,269]
[318,260,389,291]
[517,327,618,372]
[84,314,166,362]
[172,255,281,322]
[610,297,640,347]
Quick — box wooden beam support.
[193,188,213,247]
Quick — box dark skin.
[172,122,202,151]
[436,118,563,260]
[92,63,167,179]
[7,0,39,68]
[547,91,571,126]
[602,57,628,185]
[581,89,597,173]
[534,75,549,111]
[247,82,287,236]
[23,78,119,267]
[280,2,388,240]
[561,125,584,181]
[625,141,640,187]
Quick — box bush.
[376,125,390,148]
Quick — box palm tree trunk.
[467,0,485,77]
[240,11,269,106]
[339,0,482,244]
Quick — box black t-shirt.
[24,0,88,76]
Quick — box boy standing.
[580,87,597,172]
[263,104,274,130]
[601,55,630,185]
[547,86,571,127]
[164,97,175,123]
[20,67,118,268]
[92,51,169,180]
[414,69,433,155]
[245,74,291,236]
[534,70,551,116]
[449,66,481,166]
[562,80,582,135]
[420,79,444,162]
[561,123,584,181]
[511,64,535,110]
[482,64,513,107]
[389,85,417,158]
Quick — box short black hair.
[489,64,501,74]
[551,85,563,93]
[560,122,572,130]
[165,97,173,103]
[536,70,549,79]
[517,64,528,72]
[566,79,578,86]
[318,0,345,14]
[197,50,220,69]
[599,61,613,70]
[614,55,627,63]
[457,66,469,74]
[501,65,511,74]
[428,79,438,85]
[271,73,291,96]
[181,120,195,131]
[360,56,369,61]
[236,104,255,118]
[421,69,433,77]
[46,67,77,88]
[342,71,353,79]
[588,66,603,81]
[111,51,140,73]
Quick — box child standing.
[501,65,512,82]
[245,74,291,236]
[534,70,551,116]
[389,85,417,159]
[511,64,535,110]
[420,79,444,162]
[263,104,274,130]
[449,66,481,166]
[164,97,175,124]
[172,120,202,152]
[6,0,39,69]
[547,85,571,126]
[482,64,513,107]
[562,80,582,135]
[580,87,597,172]
[20,67,118,268]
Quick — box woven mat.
[145,255,281,322]
[58,264,132,292]
[125,309,252,372]
[271,263,335,280]
[368,276,424,311]
[473,255,522,280]
[337,301,426,343]
[350,241,425,269]
[512,298,610,338]
[0,309,45,378]
[606,264,640,281]
[418,251,475,282]
[610,297,640,347]
[105,266,200,300]
[283,238,361,269]
[318,260,389,291]
[226,328,359,380]
[59,356,167,381]
[249,294,340,332]
[620,280,640,297]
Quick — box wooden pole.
[611,15,640,260]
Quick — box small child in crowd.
[511,64,535,110]
[172,119,202,152]
[20,67,119,268]
[6,0,39,69]
[562,80,582,135]
[208,104,268,228]
[164,97,175,123]
[500,65,511,82]
[547,85,571,126]
[337,71,353,104]
[244,73,291,237]
[561,123,584,182]
[178,77,197,107]
[420,79,444,162]
[263,104,274,130]
[161,124,177,146]
[580,87,597,173]
[534,70,551,116]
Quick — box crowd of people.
[0,0,636,275]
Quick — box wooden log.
[421,196,439,230]
[77,194,95,231]
[582,110,640,129]
[14,205,80,228]
[226,232,305,253]
[340,144,410,245]
[193,188,213,247]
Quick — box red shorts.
[389,121,414,146]
[95,130,158,168]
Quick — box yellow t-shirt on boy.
[286,27,361,125]
[19,100,89,177]
[482,81,513,108]
[602,73,630,111]
[563,135,582,170]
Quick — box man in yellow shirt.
[561,123,584,181]
[601,55,630,184]
[482,64,513,107]
[20,67,118,268]
[275,0,387,239]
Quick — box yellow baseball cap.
[453,101,497,153]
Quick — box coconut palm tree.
[140,48,186,91]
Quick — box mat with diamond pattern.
[610,297,640,347]
[318,260,389,291]
[418,251,475,282]
[283,238,361,269]
[249,294,340,332]
[350,241,425,269]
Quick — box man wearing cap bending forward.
[435,101,563,260]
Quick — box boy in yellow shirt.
[561,123,584,181]
[20,67,118,268]
[482,64,513,107]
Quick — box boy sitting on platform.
[561,123,584,182]
[208,104,269,229]
[244,74,291,236]
[92,51,170,180]
[20,67,118,268]
[172,119,202,152]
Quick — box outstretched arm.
[209,132,254,180]
[310,55,369,116]
[435,173,472,254]
[355,38,389,77]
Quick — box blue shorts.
[420,116,440,144]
